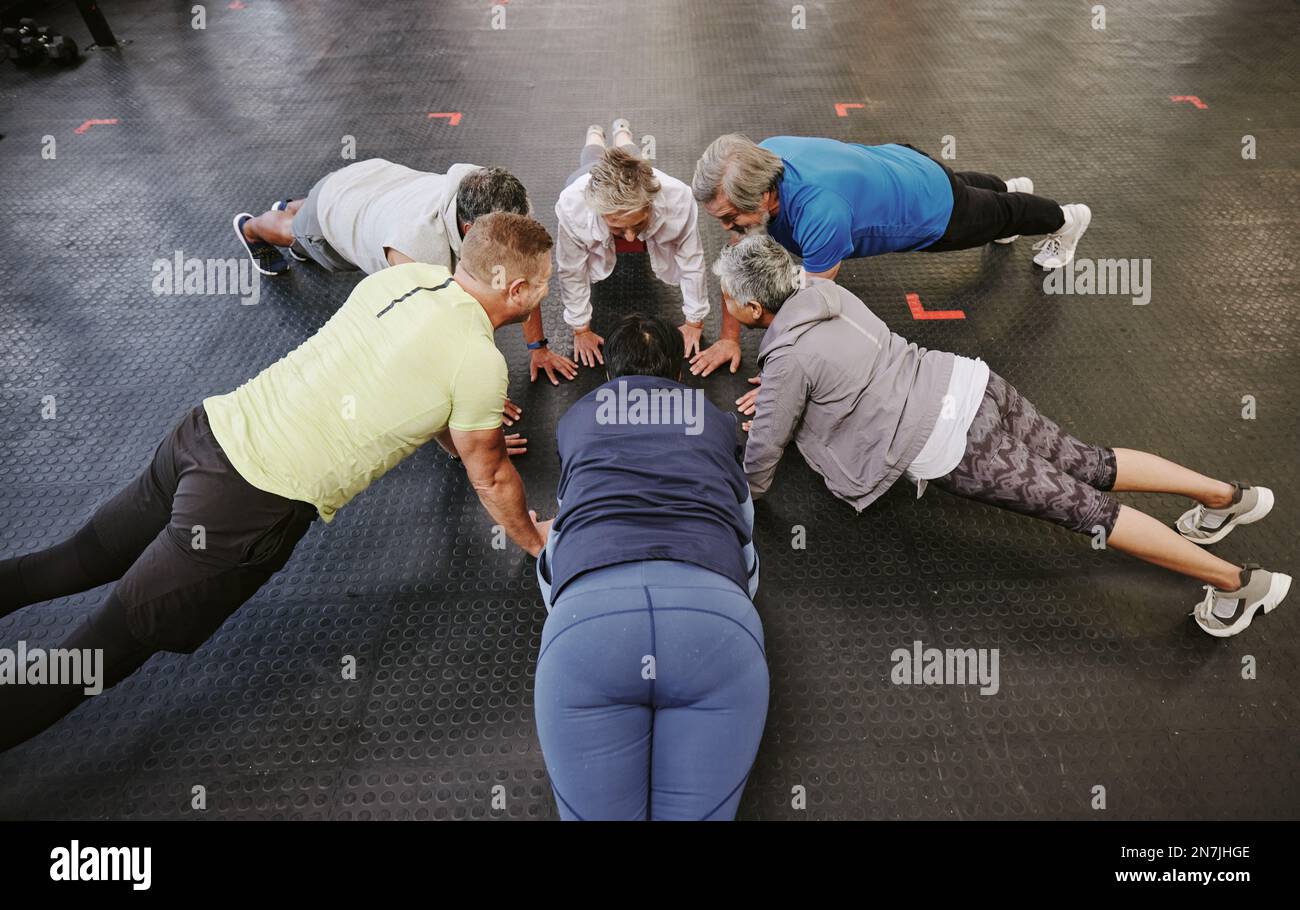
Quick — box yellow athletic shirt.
[203,262,506,522]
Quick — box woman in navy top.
[534,314,767,821]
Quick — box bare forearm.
[522,307,545,346]
[472,466,543,555]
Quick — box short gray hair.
[711,234,804,313]
[692,134,784,212]
[456,167,530,224]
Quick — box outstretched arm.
[451,425,548,556]
[743,357,809,498]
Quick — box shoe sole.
[233,213,287,277]
[1199,572,1291,638]
[1182,486,1274,545]
[1034,204,1091,269]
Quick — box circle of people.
[1,121,1287,821]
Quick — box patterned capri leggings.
[930,372,1122,536]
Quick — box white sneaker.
[994,177,1033,243]
[611,118,633,147]
[1032,203,1091,269]
[1176,484,1274,545]
[1193,566,1291,638]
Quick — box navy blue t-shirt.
[760,136,955,270]
[550,375,753,599]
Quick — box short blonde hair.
[459,211,553,287]
[584,147,661,216]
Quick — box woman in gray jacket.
[718,234,1289,638]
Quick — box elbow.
[466,460,513,497]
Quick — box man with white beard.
[689,133,1090,376]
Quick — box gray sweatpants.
[291,174,357,272]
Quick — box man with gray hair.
[715,234,1288,640]
[233,158,578,387]
[690,134,1090,376]
[235,160,529,276]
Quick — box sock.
[1212,595,1240,619]
[1214,566,1258,615]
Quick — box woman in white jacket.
[555,119,711,365]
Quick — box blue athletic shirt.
[760,136,955,271]
[547,375,754,600]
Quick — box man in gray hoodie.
[715,235,1289,638]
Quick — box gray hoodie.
[744,278,955,511]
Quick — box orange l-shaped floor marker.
[74,119,118,134]
[906,292,965,320]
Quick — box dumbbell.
[45,35,79,65]
[14,35,45,66]
[6,19,40,65]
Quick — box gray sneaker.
[1193,565,1291,637]
[1176,484,1274,545]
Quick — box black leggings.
[0,406,315,753]
[911,153,1066,251]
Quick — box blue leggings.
[533,560,770,821]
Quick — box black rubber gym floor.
[0,0,1296,820]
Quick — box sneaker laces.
[1193,585,1217,621]
[1032,234,1062,255]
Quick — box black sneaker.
[233,212,288,276]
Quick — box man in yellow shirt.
[0,212,554,753]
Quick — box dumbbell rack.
[1,1,120,68]
[1,17,80,67]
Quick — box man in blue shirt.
[688,134,1091,376]
[532,314,767,820]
